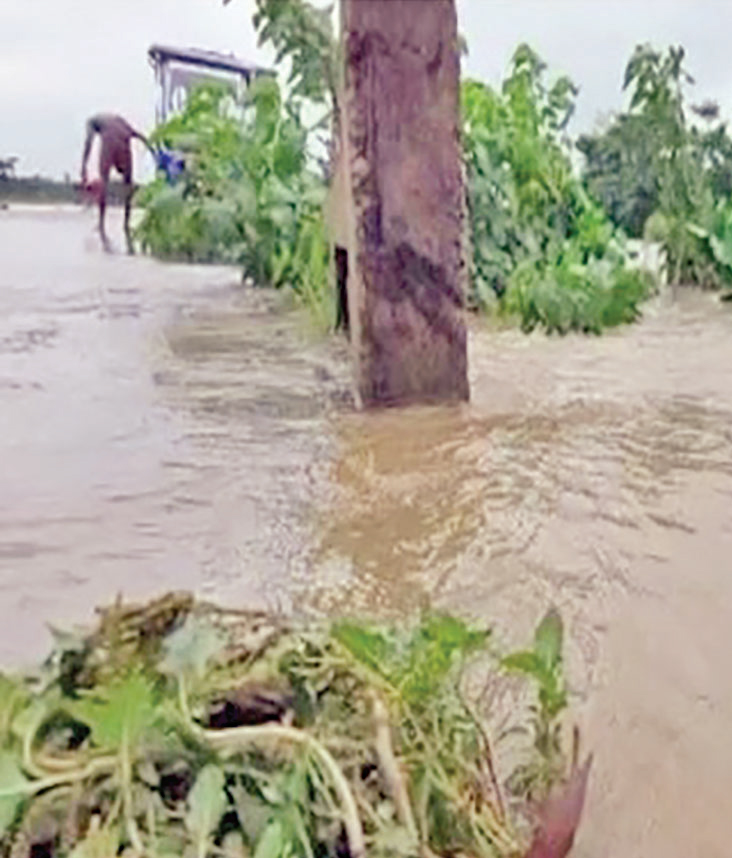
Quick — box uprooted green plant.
[0,594,588,858]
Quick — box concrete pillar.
[332,0,469,407]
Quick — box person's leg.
[122,174,135,255]
[98,146,113,252]
[123,184,135,254]
[117,146,135,254]
[98,173,112,252]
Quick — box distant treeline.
[0,176,133,206]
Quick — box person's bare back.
[81,114,152,253]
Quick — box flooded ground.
[0,206,351,661]
[2,206,731,856]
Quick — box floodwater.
[2,206,732,857]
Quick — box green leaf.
[231,783,271,847]
[335,614,491,707]
[709,234,732,269]
[253,819,285,858]
[502,650,546,679]
[72,671,156,750]
[185,764,228,858]
[418,613,489,653]
[161,616,226,680]
[234,180,258,221]
[400,614,490,704]
[0,752,29,836]
[332,623,396,678]
[534,608,563,672]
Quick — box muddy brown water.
[2,206,732,856]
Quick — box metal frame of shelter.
[148,44,274,125]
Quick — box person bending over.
[81,114,153,253]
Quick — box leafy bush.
[139,13,658,335]
[579,44,732,289]
[504,245,651,335]
[136,79,333,316]
[462,46,652,333]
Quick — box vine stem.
[0,755,116,799]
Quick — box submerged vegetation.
[137,0,732,329]
[0,594,590,858]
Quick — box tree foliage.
[248,0,337,107]
[136,80,332,318]
[141,5,678,332]
[462,45,652,333]
[578,43,732,288]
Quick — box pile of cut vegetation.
[0,593,591,858]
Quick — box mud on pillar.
[335,0,470,407]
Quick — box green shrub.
[579,44,732,289]
[504,246,652,334]
[136,79,332,316]
[139,23,661,336]
[462,45,652,333]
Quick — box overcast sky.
[3,0,732,179]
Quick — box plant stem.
[0,755,116,799]
[178,674,192,725]
[121,731,145,855]
[461,693,508,823]
[371,694,418,843]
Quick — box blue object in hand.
[155,148,186,183]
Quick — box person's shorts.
[100,142,132,182]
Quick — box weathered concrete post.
[330,0,469,407]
